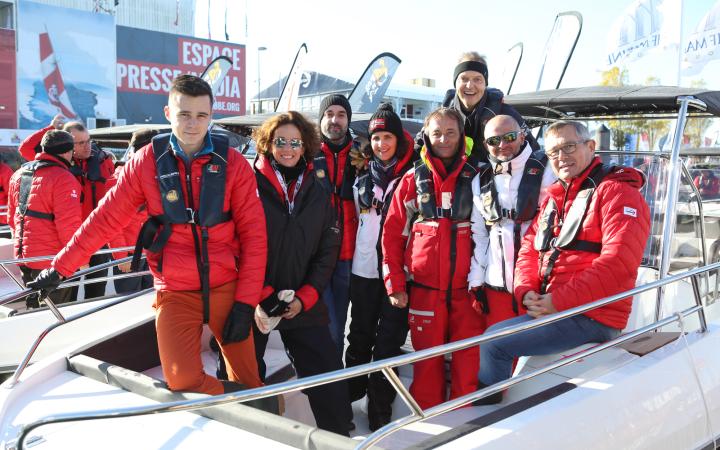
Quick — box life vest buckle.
[186,208,198,224]
[371,197,383,210]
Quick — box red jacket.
[53,139,268,307]
[319,140,357,261]
[106,165,147,259]
[18,126,53,162]
[73,150,116,220]
[8,153,82,270]
[514,158,650,329]
[382,147,476,295]
[0,162,14,225]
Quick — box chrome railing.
[14,261,718,450]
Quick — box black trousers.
[345,274,409,421]
[113,259,153,294]
[20,266,73,308]
[71,249,110,300]
[254,324,352,436]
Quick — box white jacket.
[468,144,556,290]
[351,174,402,279]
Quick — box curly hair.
[252,111,320,159]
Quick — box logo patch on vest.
[166,189,179,203]
[207,164,221,174]
[623,206,637,217]
[316,169,326,178]
[420,193,431,203]
[482,192,493,207]
[527,168,540,175]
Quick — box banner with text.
[117,26,246,124]
[0,29,17,129]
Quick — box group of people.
[16,50,651,436]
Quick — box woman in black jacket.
[252,111,352,436]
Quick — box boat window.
[670,166,705,272]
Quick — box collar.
[169,133,214,163]
[489,143,531,176]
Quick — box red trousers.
[408,286,486,409]
[154,281,262,395]
[483,288,521,328]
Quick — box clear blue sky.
[196,0,720,98]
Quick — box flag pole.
[676,0,685,86]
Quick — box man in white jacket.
[468,115,556,327]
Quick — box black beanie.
[319,94,352,124]
[368,103,403,144]
[453,60,489,86]
[41,130,75,155]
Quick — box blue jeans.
[479,314,621,386]
[322,260,352,356]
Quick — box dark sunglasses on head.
[485,131,520,147]
[273,137,303,150]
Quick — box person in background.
[9,130,82,308]
[344,103,416,431]
[252,111,352,435]
[18,114,65,162]
[315,94,360,356]
[382,107,484,409]
[478,121,650,403]
[419,52,537,166]
[468,115,555,328]
[0,160,15,239]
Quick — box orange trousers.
[154,281,262,395]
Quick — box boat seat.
[67,354,356,450]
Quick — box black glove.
[259,292,289,317]
[473,288,490,315]
[27,268,63,296]
[222,302,255,344]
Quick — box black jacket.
[255,157,341,330]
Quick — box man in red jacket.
[9,130,82,308]
[316,94,359,356]
[477,120,651,402]
[29,75,267,396]
[382,107,485,409]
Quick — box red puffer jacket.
[514,157,651,329]
[382,147,476,295]
[7,153,82,270]
[18,126,53,162]
[53,140,268,306]
[73,151,116,220]
[106,165,148,259]
[0,162,15,225]
[318,140,357,261]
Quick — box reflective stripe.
[409,308,435,317]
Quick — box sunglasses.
[485,131,520,147]
[273,137,303,150]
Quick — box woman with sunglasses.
[344,103,417,431]
[251,111,352,436]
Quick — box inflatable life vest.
[16,159,66,258]
[413,159,476,221]
[70,144,110,208]
[133,132,231,323]
[534,163,614,294]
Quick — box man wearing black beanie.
[422,51,538,167]
[7,129,82,308]
[314,93,359,357]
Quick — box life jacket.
[475,150,548,310]
[413,159,476,221]
[16,159,66,258]
[534,163,614,294]
[356,172,385,213]
[312,141,358,201]
[70,144,110,208]
[132,132,231,323]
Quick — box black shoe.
[368,412,391,432]
[472,381,503,406]
[348,421,356,432]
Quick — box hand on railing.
[26,268,64,296]
[116,261,132,273]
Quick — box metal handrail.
[15,261,720,449]
[5,284,153,389]
[0,246,135,265]
[0,256,134,307]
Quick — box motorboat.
[2,86,720,449]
